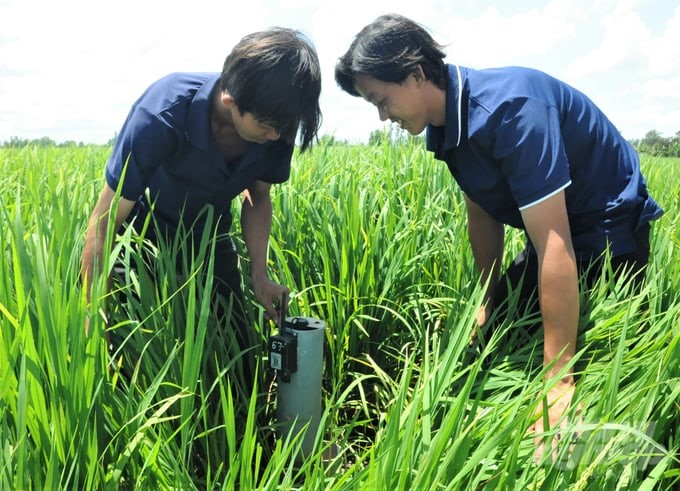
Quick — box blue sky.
[0,0,678,144]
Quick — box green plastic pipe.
[277,316,325,457]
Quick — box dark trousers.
[107,222,264,478]
[491,224,651,322]
[110,231,257,396]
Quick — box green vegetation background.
[0,142,677,489]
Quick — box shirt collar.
[186,74,220,150]
[426,64,464,157]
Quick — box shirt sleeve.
[489,97,572,210]
[105,104,181,200]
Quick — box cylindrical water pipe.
[271,316,325,457]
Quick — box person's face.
[353,71,428,135]
[221,91,280,144]
[231,109,280,144]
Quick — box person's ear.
[221,90,237,109]
[412,65,426,84]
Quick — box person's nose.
[267,129,280,141]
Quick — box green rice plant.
[0,143,677,489]
[0,146,111,489]
[263,144,679,490]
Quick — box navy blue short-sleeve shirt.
[427,64,663,258]
[105,72,293,237]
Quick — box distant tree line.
[1,135,118,148]
[1,136,90,148]
[365,128,680,157]
[629,130,680,158]
[2,130,680,157]
[367,126,424,146]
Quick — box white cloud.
[559,1,680,138]
[564,1,650,80]
[0,0,677,143]
[648,3,680,76]
[439,1,582,68]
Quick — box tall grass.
[0,143,678,489]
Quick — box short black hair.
[221,28,322,152]
[335,13,447,96]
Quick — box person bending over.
[82,27,322,399]
[335,13,662,458]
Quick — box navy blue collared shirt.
[427,64,663,258]
[106,72,293,237]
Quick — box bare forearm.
[241,193,273,281]
[465,196,504,303]
[81,208,114,336]
[520,191,579,382]
[240,184,290,321]
[538,246,579,382]
[82,184,134,305]
[82,212,111,304]
[81,242,101,305]
[469,221,504,295]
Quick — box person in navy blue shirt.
[335,13,663,458]
[82,28,321,384]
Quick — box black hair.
[221,28,322,152]
[335,13,447,96]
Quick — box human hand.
[251,276,290,325]
[528,380,582,463]
[470,302,492,346]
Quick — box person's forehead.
[354,73,388,101]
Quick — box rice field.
[0,142,678,490]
